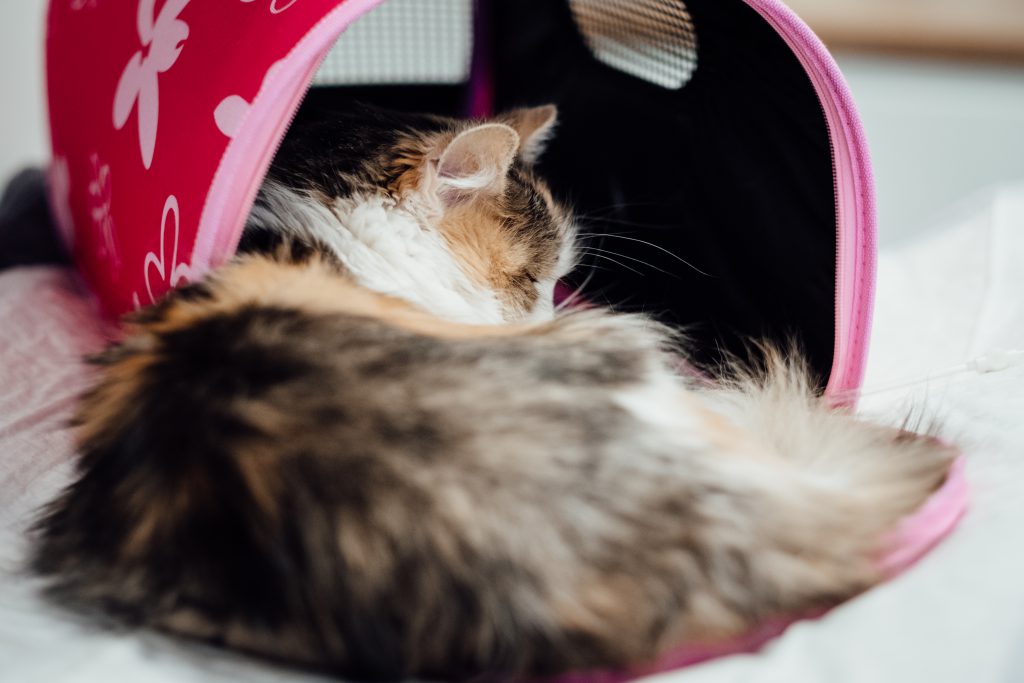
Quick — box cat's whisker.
[576,250,645,277]
[570,259,619,276]
[575,233,716,279]
[577,246,678,279]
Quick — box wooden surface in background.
[784,0,1024,60]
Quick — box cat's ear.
[501,105,558,164]
[436,123,520,201]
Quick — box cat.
[31,102,953,681]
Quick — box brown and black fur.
[242,102,570,321]
[32,105,954,681]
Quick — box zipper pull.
[965,349,1024,374]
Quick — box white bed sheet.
[2,184,1023,683]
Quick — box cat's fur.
[32,103,953,681]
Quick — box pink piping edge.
[743,0,878,405]
[190,0,388,273]
[879,456,968,575]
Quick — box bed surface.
[2,185,1023,682]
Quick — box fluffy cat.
[31,103,953,681]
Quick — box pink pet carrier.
[44,0,966,675]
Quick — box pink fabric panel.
[46,0,382,317]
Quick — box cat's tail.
[660,348,956,636]
[704,346,954,527]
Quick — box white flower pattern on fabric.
[113,0,191,170]
[87,153,121,271]
[240,0,301,15]
[134,195,193,307]
[214,60,285,139]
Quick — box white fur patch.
[248,181,506,324]
[612,372,707,452]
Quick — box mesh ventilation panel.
[313,0,473,86]
[568,0,698,89]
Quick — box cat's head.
[387,106,577,323]
[255,105,577,325]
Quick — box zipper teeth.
[806,89,846,401]
[812,71,857,403]
[822,99,845,396]
[747,5,856,402]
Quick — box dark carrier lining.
[291,0,837,387]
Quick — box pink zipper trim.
[190,0,387,273]
[878,456,968,575]
[744,0,878,404]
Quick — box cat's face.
[255,105,577,325]
[404,107,577,323]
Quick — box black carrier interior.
[295,0,837,386]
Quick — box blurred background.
[785,0,1024,244]
[1,0,1022,245]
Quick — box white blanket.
[2,185,1023,683]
